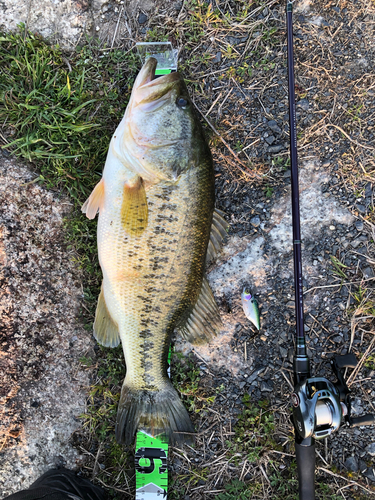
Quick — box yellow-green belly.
[97,167,214,390]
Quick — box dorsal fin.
[177,277,222,345]
[206,208,229,264]
[94,285,121,348]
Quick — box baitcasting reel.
[292,353,375,441]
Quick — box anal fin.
[121,175,148,236]
[94,285,121,348]
[177,277,222,345]
[81,179,105,219]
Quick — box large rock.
[0,0,157,50]
[0,154,95,497]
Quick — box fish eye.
[176,97,188,108]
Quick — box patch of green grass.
[264,184,274,198]
[216,467,345,499]
[79,345,130,489]
[330,255,349,280]
[273,155,290,170]
[364,354,375,370]
[217,478,255,499]
[0,27,138,201]
[81,346,125,440]
[227,396,277,462]
[171,351,216,413]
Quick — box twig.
[193,103,261,179]
[0,131,9,144]
[318,467,375,495]
[304,277,375,294]
[217,88,233,116]
[62,57,72,73]
[327,124,375,151]
[347,336,375,386]
[280,370,294,391]
[92,443,102,480]
[95,477,132,496]
[240,138,261,152]
[316,449,329,466]
[111,5,124,49]
[191,349,215,376]
[23,0,33,42]
[259,464,271,484]
[269,449,295,457]
[204,92,222,118]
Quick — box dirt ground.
[1,0,375,499]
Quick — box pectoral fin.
[94,285,121,348]
[81,179,105,219]
[121,175,148,236]
[177,277,222,345]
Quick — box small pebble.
[213,52,222,63]
[363,267,374,279]
[265,135,275,145]
[356,203,366,214]
[267,120,282,134]
[250,216,261,227]
[344,456,358,472]
[297,99,309,111]
[138,12,148,24]
[268,145,283,153]
[260,381,272,392]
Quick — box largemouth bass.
[82,58,228,445]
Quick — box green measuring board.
[133,47,175,500]
[135,431,168,499]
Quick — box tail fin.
[115,381,194,445]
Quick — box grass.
[0,27,138,202]
[228,396,277,462]
[171,351,217,413]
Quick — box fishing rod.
[286,2,375,499]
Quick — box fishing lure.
[241,287,260,330]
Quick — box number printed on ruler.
[135,431,169,499]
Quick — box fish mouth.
[132,57,181,108]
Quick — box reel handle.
[349,414,375,427]
[333,353,357,369]
[295,440,316,500]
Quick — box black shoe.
[2,469,106,500]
